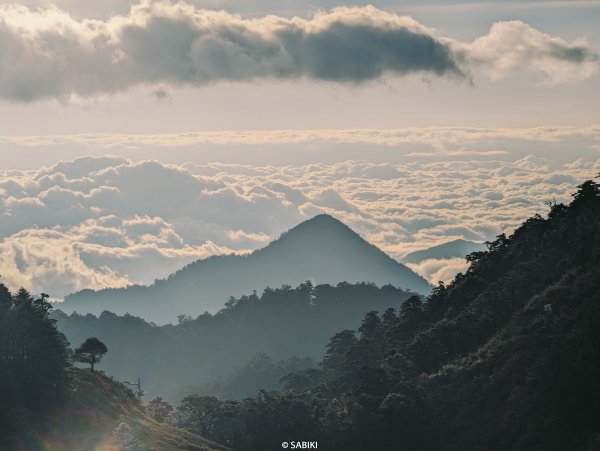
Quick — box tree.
[399,295,423,324]
[322,330,357,375]
[0,286,70,445]
[572,179,600,204]
[382,307,396,327]
[358,311,381,340]
[147,397,174,423]
[0,282,10,315]
[74,337,108,371]
[176,395,221,438]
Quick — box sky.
[0,0,598,298]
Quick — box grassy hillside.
[27,368,229,451]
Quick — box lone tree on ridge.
[74,337,108,371]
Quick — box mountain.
[53,282,416,401]
[401,238,486,264]
[165,178,600,451]
[58,214,430,324]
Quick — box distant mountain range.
[58,214,430,323]
[401,238,486,264]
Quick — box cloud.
[406,257,470,285]
[0,2,596,102]
[0,3,462,102]
[309,189,359,213]
[0,151,598,298]
[0,228,131,297]
[2,125,599,151]
[14,0,600,21]
[457,20,599,83]
[0,156,305,295]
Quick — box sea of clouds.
[0,132,598,298]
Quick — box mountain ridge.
[58,214,430,323]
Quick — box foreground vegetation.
[0,286,226,450]
[39,368,228,451]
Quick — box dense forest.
[150,178,600,451]
[0,288,70,449]
[53,282,415,400]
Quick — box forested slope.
[168,178,600,451]
[54,282,415,400]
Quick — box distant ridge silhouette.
[58,214,430,323]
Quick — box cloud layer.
[3,125,598,150]
[0,150,598,297]
[0,1,596,101]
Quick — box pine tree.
[74,337,108,371]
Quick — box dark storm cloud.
[0,2,595,101]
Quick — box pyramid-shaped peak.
[276,214,358,242]
[303,214,347,227]
[311,213,339,221]
[256,214,379,263]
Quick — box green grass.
[35,367,229,451]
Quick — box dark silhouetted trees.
[170,177,600,451]
[0,286,70,448]
[53,282,416,400]
[74,337,108,371]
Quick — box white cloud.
[0,150,598,298]
[406,257,470,285]
[0,228,131,296]
[457,20,599,84]
[2,125,598,150]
